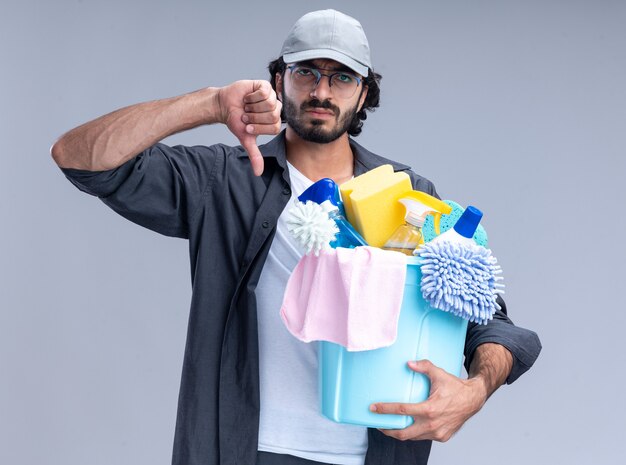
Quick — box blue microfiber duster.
[418,241,504,324]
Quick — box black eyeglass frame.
[286,64,363,98]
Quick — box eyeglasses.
[286,64,363,99]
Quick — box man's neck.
[284,127,354,185]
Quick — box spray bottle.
[382,191,452,255]
[297,178,368,249]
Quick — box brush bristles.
[418,241,504,325]
[286,200,339,256]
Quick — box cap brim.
[283,49,369,77]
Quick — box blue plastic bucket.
[319,256,469,429]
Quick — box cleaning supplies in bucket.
[286,178,367,254]
[282,163,507,428]
[417,206,504,324]
[382,191,452,255]
[317,205,504,428]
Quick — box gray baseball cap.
[280,9,372,77]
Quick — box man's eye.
[296,68,314,76]
[336,73,354,83]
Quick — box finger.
[244,121,282,137]
[243,80,273,104]
[240,136,264,177]
[407,359,443,380]
[242,111,281,125]
[377,424,431,442]
[244,98,278,113]
[370,398,437,420]
[369,402,420,416]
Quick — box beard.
[281,89,359,144]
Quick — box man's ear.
[276,73,283,101]
[357,85,368,112]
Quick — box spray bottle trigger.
[432,212,442,236]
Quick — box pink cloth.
[280,246,407,351]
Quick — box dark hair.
[268,57,382,137]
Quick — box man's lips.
[305,109,335,118]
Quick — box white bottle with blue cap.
[428,205,483,248]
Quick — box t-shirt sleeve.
[59,143,222,238]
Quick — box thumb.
[240,134,264,176]
[408,359,442,381]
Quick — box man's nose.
[310,75,333,100]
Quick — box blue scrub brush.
[286,179,367,254]
[417,206,504,324]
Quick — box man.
[51,9,540,465]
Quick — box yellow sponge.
[340,165,413,247]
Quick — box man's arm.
[468,342,513,399]
[50,81,282,176]
[370,343,513,442]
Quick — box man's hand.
[217,80,282,176]
[369,360,488,442]
[50,81,282,172]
